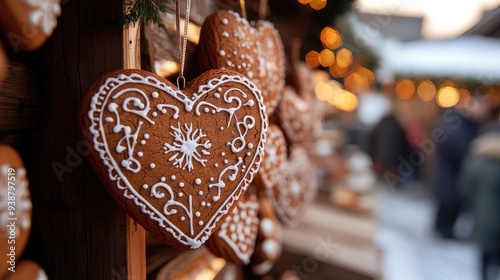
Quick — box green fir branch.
[121,0,171,31]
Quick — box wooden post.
[122,5,147,278]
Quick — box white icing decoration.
[198,191,203,195]
[222,31,229,38]
[260,218,274,236]
[161,177,166,182]
[198,221,203,225]
[216,199,260,264]
[222,18,229,24]
[195,211,201,217]
[262,239,280,258]
[152,92,159,98]
[142,184,148,189]
[86,71,268,248]
[150,163,155,168]
[219,50,226,56]
[137,152,143,157]
[25,0,61,36]
[163,123,211,171]
[179,182,184,188]
[144,134,150,139]
[195,178,201,185]
[180,216,185,221]
[178,192,183,197]
[0,166,32,235]
[207,203,211,207]
[171,175,175,180]
[209,157,242,201]
[36,269,48,280]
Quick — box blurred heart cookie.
[198,10,286,116]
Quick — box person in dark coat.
[459,125,500,280]
[432,108,479,239]
[368,113,411,181]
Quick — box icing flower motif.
[25,0,61,36]
[0,165,32,235]
[164,123,211,171]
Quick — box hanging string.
[176,0,191,90]
[239,0,247,19]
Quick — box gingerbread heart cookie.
[254,124,287,190]
[206,194,260,265]
[278,86,317,144]
[266,145,317,227]
[0,0,61,51]
[0,145,32,277]
[79,69,267,250]
[198,10,286,116]
[250,196,282,276]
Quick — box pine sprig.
[121,0,171,31]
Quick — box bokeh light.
[395,78,415,100]
[320,27,343,50]
[309,0,327,10]
[319,49,335,67]
[327,89,358,112]
[417,80,436,101]
[437,86,460,108]
[305,50,320,68]
[297,0,312,4]
[335,48,353,68]
[329,63,349,78]
[456,88,471,108]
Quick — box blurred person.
[368,110,412,184]
[433,96,490,239]
[459,124,500,280]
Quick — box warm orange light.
[335,48,353,68]
[344,72,369,93]
[395,78,415,100]
[456,88,471,108]
[297,0,312,4]
[355,66,375,83]
[155,60,179,77]
[305,51,320,68]
[309,0,327,10]
[320,27,343,50]
[437,86,460,108]
[315,82,331,101]
[327,89,358,111]
[417,80,436,102]
[329,64,349,78]
[319,49,335,67]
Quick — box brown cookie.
[0,145,32,277]
[206,194,260,265]
[79,69,268,250]
[5,260,47,280]
[0,0,61,51]
[198,10,286,116]
[250,196,282,275]
[254,124,287,190]
[277,86,317,144]
[266,145,317,227]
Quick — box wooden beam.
[122,3,147,279]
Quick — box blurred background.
[269,0,500,279]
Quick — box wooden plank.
[20,0,128,278]
[0,62,39,131]
[122,6,147,278]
